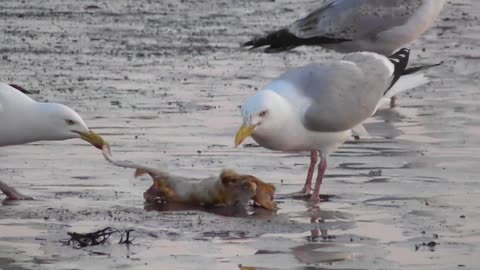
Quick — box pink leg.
[390,96,397,108]
[302,150,318,195]
[310,152,327,205]
[0,181,33,200]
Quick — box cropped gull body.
[244,0,446,55]
[0,83,105,200]
[235,49,436,204]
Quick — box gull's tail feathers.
[376,61,441,110]
[384,73,430,101]
[377,73,430,110]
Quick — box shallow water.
[0,0,479,269]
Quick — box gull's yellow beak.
[235,123,255,147]
[79,130,107,150]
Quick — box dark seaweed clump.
[60,227,134,248]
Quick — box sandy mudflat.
[0,0,479,269]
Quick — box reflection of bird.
[243,0,446,55]
[0,83,106,200]
[235,49,435,204]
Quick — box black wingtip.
[403,61,443,75]
[243,29,351,53]
[386,48,411,91]
[8,84,32,94]
[242,28,304,53]
[388,48,411,64]
[242,40,254,47]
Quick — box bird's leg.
[310,152,327,205]
[301,150,318,195]
[0,180,33,200]
[276,150,319,199]
[390,96,397,108]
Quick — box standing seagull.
[234,49,437,204]
[244,0,446,55]
[0,83,106,200]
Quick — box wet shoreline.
[1,0,480,269]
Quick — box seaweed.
[60,227,134,248]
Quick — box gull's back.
[293,0,445,54]
[0,83,38,146]
[269,52,394,132]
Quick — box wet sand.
[0,0,479,269]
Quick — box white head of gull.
[0,82,106,200]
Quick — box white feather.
[375,73,430,111]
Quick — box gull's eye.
[259,110,268,117]
[66,119,75,125]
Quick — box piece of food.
[220,169,276,210]
[102,145,277,210]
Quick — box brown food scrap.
[102,144,276,210]
[220,170,277,210]
[138,169,272,208]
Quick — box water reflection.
[242,212,362,270]
[143,201,276,218]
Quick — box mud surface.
[0,0,479,269]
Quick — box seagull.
[234,48,438,204]
[0,83,106,200]
[244,0,446,109]
[243,0,446,55]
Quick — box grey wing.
[289,0,423,40]
[288,62,386,132]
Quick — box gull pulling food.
[0,83,107,200]
[243,0,446,55]
[235,48,438,204]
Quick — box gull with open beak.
[0,83,107,200]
